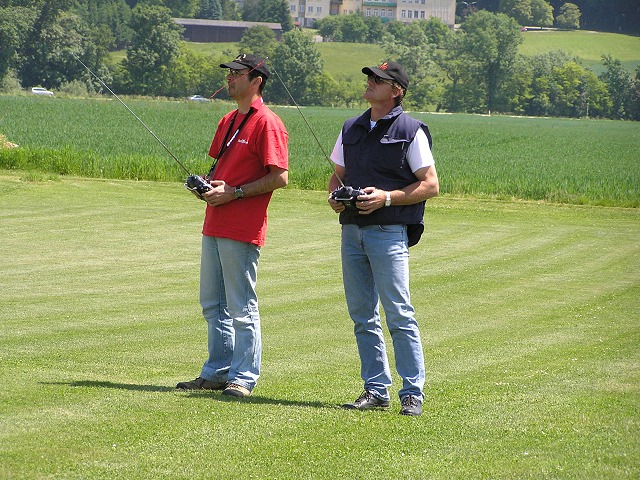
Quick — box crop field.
[1,95,639,207]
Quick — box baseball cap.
[362,61,409,90]
[220,53,270,78]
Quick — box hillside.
[520,30,640,73]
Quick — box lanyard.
[208,108,254,178]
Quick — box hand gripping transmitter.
[185,175,212,201]
[330,185,365,211]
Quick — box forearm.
[390,165,439,206]
[238,167,288,197]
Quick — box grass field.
[1,96,639,207]
[520,30,640,73]
[0,173,638,478]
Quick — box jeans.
[341,224,425,401]
[199,235,261,390]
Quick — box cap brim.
[362,66,394,81]
[220,61,249,70]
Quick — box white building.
[289,0,455,28]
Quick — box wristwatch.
[385,191,392,207]
[234,186,244,199]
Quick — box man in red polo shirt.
[177,54,289,397]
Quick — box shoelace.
[401,395,420,407]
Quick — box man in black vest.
[328,61,439,416]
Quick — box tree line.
[0,0,638,120]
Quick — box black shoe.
[342,390,390,410]
[400,395,423,416]
[176,377,226,390]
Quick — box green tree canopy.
[257,0,294,31]
[459,10,523,112]
[556,3,581,29]
[269,29,323,105]
[122,3,183,95]
[238,25,279,61]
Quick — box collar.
[355,105,404,128]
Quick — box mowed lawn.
[0,174,638,478]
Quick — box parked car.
[188,95,209,102]
[31,87,54,97]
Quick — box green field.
[0,174,638,478]
[1,96,639,207]
[520,30,640,73]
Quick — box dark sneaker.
[222,383,252,397]
[400,395,423,416]
[342,390,390,410]
[176,377,226,390]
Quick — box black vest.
[339,106,432,246]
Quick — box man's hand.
[355,187,385,215]
[328,194,346,213]
[202,180,235,206]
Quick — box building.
[174,18,283,42]
[289,0,455,28]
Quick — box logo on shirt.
[238,138,249,144]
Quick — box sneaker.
[342,390,390,410]
[400,395,423,416]
[222,383,252,397]
[176,377,226,391]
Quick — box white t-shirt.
[330,122,434,172]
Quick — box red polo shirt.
[203,97,289,246]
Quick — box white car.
[31,87,54,97]
[188,95,209,102]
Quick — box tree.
[548,61,610,117]
[76,0,133,49]
[122,3,183,95]
[162,0,198,18]
[384,20,406,41]
[269,29,323,105]
[258,0,294,32]
[315,16,342,42]
[238,25,279,61]
[340,13,368,43]
[384,22,436,86]
[499,0,532,25]
[161,45,226,98]
[530,0,553,27]
[525,50,576,116]
[0,5,38,82]
[458,10,523,113]
[555,3,581,29]
[20,10,96,89]
[363,15,384,44]
[599,54,635,119]
[220,0,241,20]
[242,0,260,21]
[198,0,222,20]
[417,17,452,48]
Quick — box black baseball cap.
[362,61,409,90]
[220,53,270,78]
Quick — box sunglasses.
[228,68,249,78]
[367,75,397,87]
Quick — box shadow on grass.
[42,380,175,393]
[41,380,337,409]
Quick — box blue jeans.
[199,235,261,390]
[341,224,425,401]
